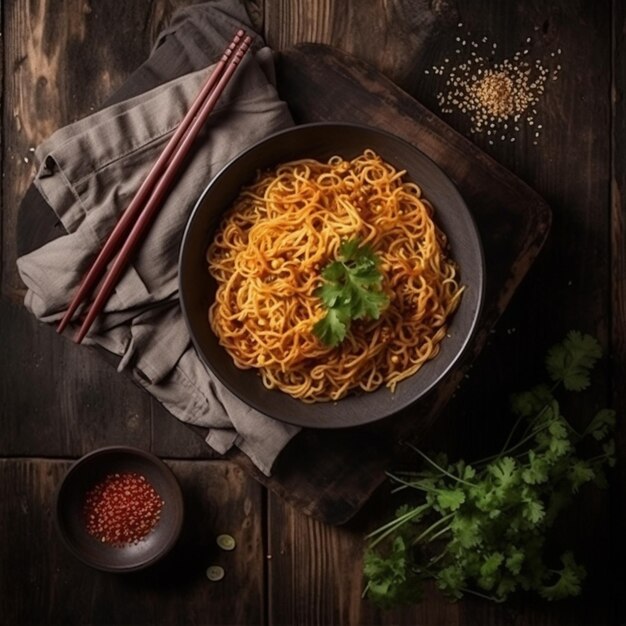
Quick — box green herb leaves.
[546,330,602,391]
[363,332,616,607]
[313,238,389,347]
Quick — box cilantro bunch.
[313,238,389,347]
[363,332,616,607]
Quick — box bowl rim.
[179,121,485,428]
[55,445,184,573]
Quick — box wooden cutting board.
[227,44,551,523]
[17,44,551,526]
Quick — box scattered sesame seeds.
[427,25,562,143]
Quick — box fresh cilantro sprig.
[313,238,389,347]
[363,331,616,606]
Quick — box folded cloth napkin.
[16,0,300,476]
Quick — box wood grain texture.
[0,297,153,456]
[1,0,192,300]
[611,0,626,622]
[444,4,615,623]
[0,458,265,626]
[1,0,622,624]
[267,488,462,626]
[261,0,459,90]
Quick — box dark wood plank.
[0,296,154,455]
[445,2,614,624]
[611,0,626,623]
[262,0,460,90]
[268,486,462,626]
[0,458,265,625]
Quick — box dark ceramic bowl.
[55,446,184,572]
[179,123,484,428]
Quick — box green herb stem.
[473,420,553,468]
[366,503,431,548]
[406,444,477,487]
[411,513,455,547]
[362,332,612,608]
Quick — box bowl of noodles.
[179,123,484,428]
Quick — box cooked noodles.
[206,149,464,403]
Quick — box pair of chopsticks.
[57,29,253,343]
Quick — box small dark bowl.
[55,446,184,573]
[179,123,485,428]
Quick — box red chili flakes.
[83,472,165,546]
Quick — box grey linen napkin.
[16,1,300,476]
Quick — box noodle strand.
[207,150,464,403]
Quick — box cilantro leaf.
[584,409,616,441]
[539,552,586,601]
[363,536,423,608]
[521,495,545,526]
[488,457,518,488]
[545,331,602,391]
[450,515,483,548]
[340,237,364,261]
[567,460,595,493]
[603,439,616,467]
[511,385,554,418]
[312,307,349,348]
[436,565,466,600]
[436,489,466,512]
[548,436,572,459]
[505,550,525,576]
[478,553,504,591]
[313,238,389,346]
[521,450,550,485]
[495,575,518,601]
[316,277,345,308]
[362,332,613,609]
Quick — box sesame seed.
[431,32,559,143]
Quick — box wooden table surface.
[1,1,624,625]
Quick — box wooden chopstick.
[57,29,249,337]
[54,30,252,342]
